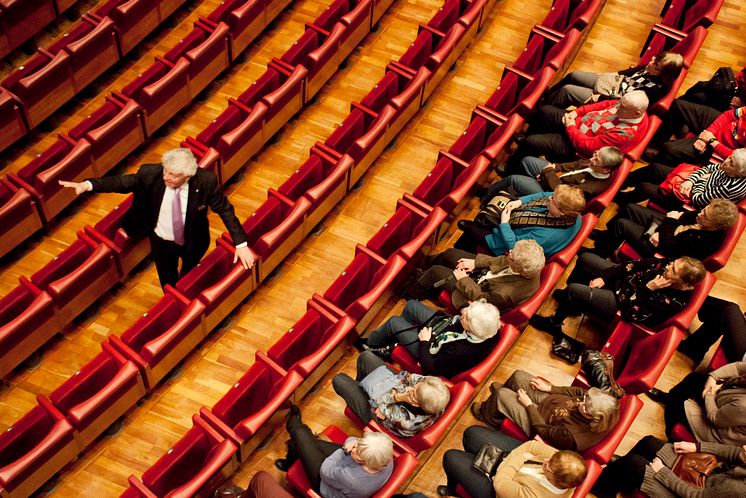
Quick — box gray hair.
[464,301,500,339]
[728,149,746,176]
[586,387,620,434]
[509,239,545,277]
[707,199,739,230]
[597,146,624,171]
[162,148,199,177]
[620,90,649,112]
[356,432,394,471]
[415,376,450,415]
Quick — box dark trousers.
[505,105,576,173]
[552,252,619,324]
[656,101,722,166]
[599,203,665,257]
[454,222,492,253]
[662,371,708,437]
[591,435,665,498]
[679,297,746,363]
[332,351,395,425]
[404,248,477,300]
[149,235,203,288]
[285,413,342,491]
[442,426,524,498]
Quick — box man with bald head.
[506,90,649,172]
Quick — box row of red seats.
[0,0,486,495]
[0,0,78,59]
[0,0,187,141]
[0,0,295,258]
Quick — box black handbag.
[550,332,585,364]
[472,444,507,478]
[580,350,626,398]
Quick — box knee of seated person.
[566,283,590,300]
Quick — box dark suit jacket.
[451,254,539,310]
[88,164,247,259]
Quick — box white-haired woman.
[472,370,620,452]
[402,239,545,311]
[275,406,394,498]
[358,299,501,378]
[333,351,451,437]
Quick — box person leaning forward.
[59,148,254,288]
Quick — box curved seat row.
[0,0,79,60]
[0,0,296,258]
[0,0,491,495]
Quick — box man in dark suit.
[60,148,254,288]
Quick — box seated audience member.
[655,105,746,166]
[506,90,649,171]
[439,425,587,498]
[591,436,746,498]
[677,297,746,364]
[332,351,450,437]
[455,185,586,257]
[592,198,738,260]
[401,239,545,311]
[470,371,619,452]
[274,406,394,498]
[214,471,292,498]
[679,65,746,111]
[357,300,501,378]
[530,254,706,333]
[621,148,746,210]
[484,146,624,201]
[647,360,746,445]
[543,52,684,108]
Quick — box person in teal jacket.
[455,185,586,257]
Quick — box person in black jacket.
[59,148,254,288]
[530,254,706,335]
[542,51,684,108]
[357,299,500,378]
[591,198,738,260]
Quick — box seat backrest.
[278,156,325,201]
[265,308,335,369]
[0,405,54,467]
[314,0,353,31]
[412,156,460,206]
[240,196,288,246]
[30,239,92,290]
[49,349,121,413]
[196,105,244,147]
[17,138,72,183]
[485,71,522,115]
[449,117,488,163]
[0,284,36,327]
[366,206,421,260]
[211,361,282,428]
[238,69,282,108]
[281,29,320,66]
[323,252,379,309]
[119,295,183,354]
[398,29,434,70]
[360,71,402,113]
[427,0,464,32]
[325,109,368,153]
[142,425,212,496]
[175,247,233,299]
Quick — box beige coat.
[686,360,746,445]
[492,440,574,498]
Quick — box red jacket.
[565,100,649,157]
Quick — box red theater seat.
[385,65,429,143]
[314,0,372,58]
[286,425,419,497]
[422,24,466,101]
[397,28,438,71]
[365,198,446,261]
[480,66,555,122]
[0,0,56,57]
[0,397,77,498]
[119,57,191,136]
[346,105,396,187]
[200,353,302,461]
[171,243,257,332]
[29,234,121,325]
[514,27,581,76]
[222,191,310,282]
[583,394,643,464]
[500,262,564,326]
[314,245,407,329]
[345,380,474,453]
[1,50,76,129]
[639,25,707,69]
[108,292,206,391]
[8,135,96,223]
[47,343,146,450]
[547,212,598,266]
[0,88,27,152]
[0,179,43,259]
[132,415,238,498]
[276,148,353,235]
[164,21,231,98]
[265,300,356,397]
[93,0,160,56]
[68,94,145,174]
[0,277,58,379]
[659,0,723,33]
[207,0,266,57]
[392,324,521,386]
[46,15,120,93]
[574,323,684,394]
[295,23,346,101]
[539,0,601,34]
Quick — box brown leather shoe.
[470,402,486,422]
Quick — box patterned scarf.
[428,316,487,354]
[508,197,577,229]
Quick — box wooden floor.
[0,0,745,496]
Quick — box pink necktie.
[172,187,185,246]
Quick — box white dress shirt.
[155,184,188,242]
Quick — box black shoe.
[473,185,488,199]
[363,342,395,361]
[529,315,563,336]
[437,485,456,497]
[489,381,502,397]
[353,336,368,352]
[289,404,301,418]
[470,402,486,423]
[551,288,568,302]
[457,219,472,231]
[589,229,607,240]
[647,387,669,404]
[275,458,292,472]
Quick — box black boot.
[529,314,564,336]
